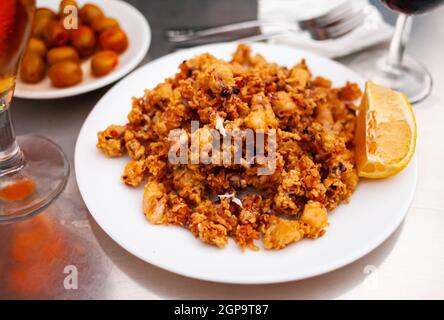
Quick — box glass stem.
[0,88,24,176]
[387,14,412,68]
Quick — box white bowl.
[15,0,151,99]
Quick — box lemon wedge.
[355,81,417,179]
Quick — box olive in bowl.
[47,46,80,66]
[43,20,70,47]
[79,3,104,25]
[91,17,119,34]
[27,38,48,57]
[70,26,97,58]
[99,27,128,53]
[59,0,79,19]
[91,50,119,77]
[48,61,83,87]
[20,52,46,83]
[32,8,57,38]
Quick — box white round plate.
[75,42,417,284]
[15,0,151,99]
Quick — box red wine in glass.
[351,0,444,103]
[381,0,444,15]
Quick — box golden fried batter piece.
[97,44,362,251]
[262,201,327,249]
[262,217,303,250]
[189,212,229,248]
[97,125,126,157]
[122,159,146,187]
[143,179,168,224]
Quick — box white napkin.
[258,0,393,58]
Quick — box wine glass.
[350,0,444,104]
[0,0,69,223]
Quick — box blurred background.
[124,0,409,58]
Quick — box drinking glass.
[350,0,444,103]
[0,0,69,223]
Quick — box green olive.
[35,7,57,20]
[99,27,128,53]
[70,25,96,57]
[19,52,46,83]
[59,0,78,17]
[43,20,69,47]
[48,61,83,87]
[79,3,104,25]
[91,17,119,34]
[27,38,47,57]
[32,8,57,38]
[59,0,80,29]
[91,50,119,77]
[47,46,79,66]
